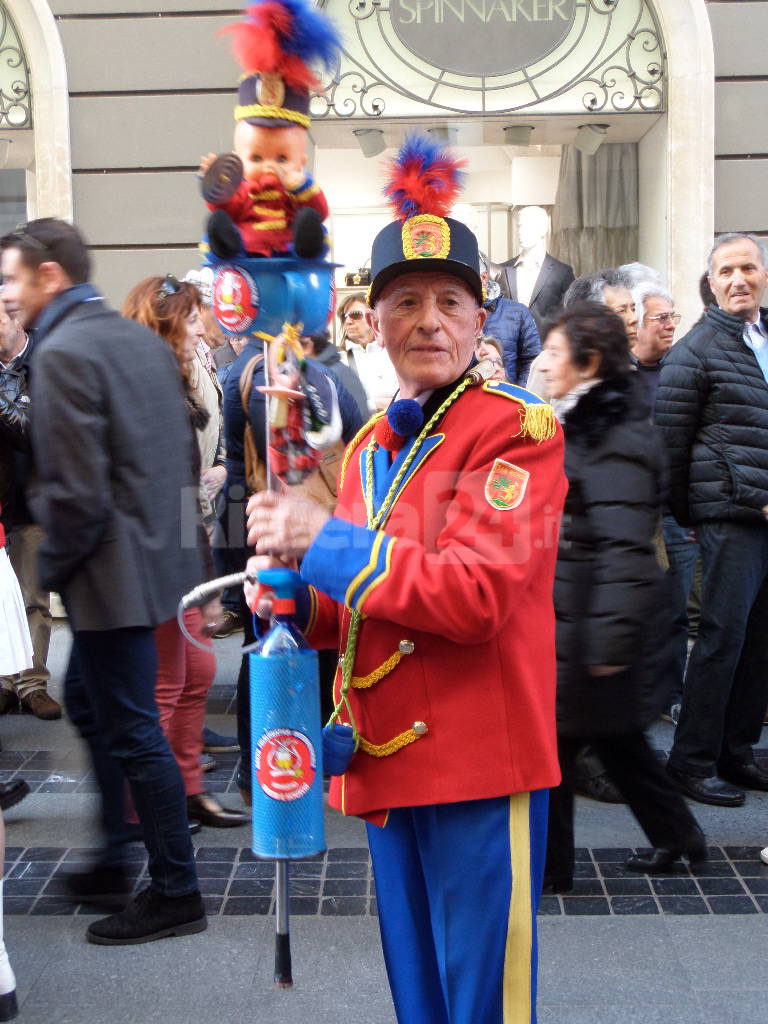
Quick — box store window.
[0,169,25,234]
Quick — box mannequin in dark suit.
[498,206,574,330]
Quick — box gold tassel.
[516,403,557,444]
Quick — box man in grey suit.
[0,219,206,945]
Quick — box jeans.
[669,520,768,777]
[661,514,700,706]
[65,627,198,896]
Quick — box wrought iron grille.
[313,0,665,120]
[0,4,30,129]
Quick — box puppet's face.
[234,121,307,188]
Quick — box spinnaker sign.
[390,0,577,77]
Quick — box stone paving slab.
[3,842,768,918]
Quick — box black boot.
[86,886,207,945]
[625,828,708,873]
[292,207,325,259]
[207,210,242,260]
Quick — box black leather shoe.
[86,886,206,945]
[187,793,249,828]
[625,828,708,873]
[0,779,29,812]
[666,766,745,807]
[718,762,768,792]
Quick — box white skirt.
[0,548,33,676]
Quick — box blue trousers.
[669,520,768,776]
[366,791,548,1024]
[66,628,198,896]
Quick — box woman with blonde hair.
[122,275,247,829]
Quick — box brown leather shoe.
[210,609,244,639]
[20,689,63,720]
[0,690,19,715]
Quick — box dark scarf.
[29,284,102,344]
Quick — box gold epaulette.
[482,380,557,443]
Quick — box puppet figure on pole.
[194,0,342,987]
[199,0,344,498]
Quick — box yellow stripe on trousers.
[503,792,533,1023]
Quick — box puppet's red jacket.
[299,379,567,823]
[208,174,328,257]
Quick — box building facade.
[0,0,764,329]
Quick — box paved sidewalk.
[1,624,765,1022]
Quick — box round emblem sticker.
[213,267,259,334]
[255,729,316,802]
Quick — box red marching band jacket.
[299,379,568,824]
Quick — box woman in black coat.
[538,301,705,891]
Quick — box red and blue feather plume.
[384,133,466,222]
[223,0,341,92]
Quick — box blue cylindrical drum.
[249,646,325,859]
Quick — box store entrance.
[314,112,668,339]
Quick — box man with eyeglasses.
[337,292,398,412]
[0,218,207,944]
[631,284,679,408]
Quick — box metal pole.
[274,860,293,987]
[263,332,293,987]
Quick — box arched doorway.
[314,0,713,329]
[2,0,72,221]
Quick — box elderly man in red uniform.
[245,138,567,1023]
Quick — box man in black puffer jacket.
[655,232,768,807]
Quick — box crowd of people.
[0,211,767,1022]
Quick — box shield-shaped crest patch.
[484,458,530,510]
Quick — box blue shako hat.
[237,74,312,129]
[368,134,483,307]
[225,0,341,130]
